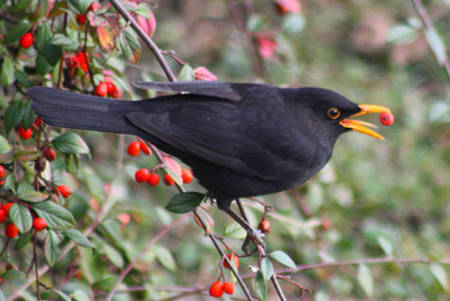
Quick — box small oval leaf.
[165,192,206,214]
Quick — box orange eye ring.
[327,107,341,119]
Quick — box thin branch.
[0,12,20,24]
[410,0,450,78]
[105,215,190,301]
[109,0,176,82]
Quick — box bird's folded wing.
[126,104,281,181]
[132,81,242,101]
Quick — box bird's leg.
[235,199,253,254]
[220,205,266,251]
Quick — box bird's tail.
[28,87,140,135]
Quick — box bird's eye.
[327,107,341,119]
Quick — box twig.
[410,0,450,78]
[0,12,19,24]
[105,215,190,301]
[109,0,176,82]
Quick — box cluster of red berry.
[68,51,89,73]
[95,78,121,98]
[16,117,42,140]
[0,201,47,238]
[127,140,194,186]
[208,252,240,297]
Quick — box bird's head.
[287,87,393,149]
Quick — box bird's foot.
[241,228,265,256]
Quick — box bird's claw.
[241,229,266,255]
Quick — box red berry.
[69,56,81,69]
[275,0,301,15]
[76,14,87,25]
[209,280,224,298]
[181,168,193,184]
[147,173,160,186]
[5,223,19,238]
[18,126,32,139]
[379,111,394,126]
[163,174,174,186]
[0,208,6,223]
[95,82,108,97]
[321,218,331,231]
[127,141,141,156]
[3,202,13,216]
[112,88,122,98]
[89,2,101,11]
[135,168,150,183]
[34,117,42,127]
[0,165,4,178]
[43,147,56,161]
[19,32,34,49]
[140,141,152,155]
[76,51,87,63]
[33,217,47,231]
[106,81,117,95]
[56,185,71,198]
[223,253,239,269]
[258,218,271,234]
[223,281,235,295]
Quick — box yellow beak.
[339,105,393,140]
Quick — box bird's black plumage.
[28,81,361,209]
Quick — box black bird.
[28,81,391,245]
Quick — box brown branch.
[0,12,19,24]
[109,0,176,82]
[410,0,450,78]
[105,215,190,301]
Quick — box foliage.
[0,0,449,300]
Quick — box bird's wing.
[126,103,290,181]
[133,81,242,101]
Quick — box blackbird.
[28,81,391,245]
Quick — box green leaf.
[260,257,274,280]
[154,245,176,272]
[224,222,247,239]
[8,0,34,13]
[357,264,374,297]
[51,33,79,51]
[51,289,71,301]
[21,100,36,132]
[124,27,141,63]
[9,203,32,233]
[424,29,447,66]
[68,0,91,14]
[1,270,26,286]
[45,229,61,266]
[135,3,152,19]
[33,201,76,230]
[178,64,194,81]
[254,271,267,301]
[3,100,24,133]
[0,56,15,87]
[15,70,33,88]
[386,25,418,45]
[36,23,62,66]
[282,13,305,34]
[14,230,32,250]
[377,237,393,256]
[103,244,124,268]
[165,192,206,214]
[36,55,52,75]
[52,132,90,155]
[72,289,91,301]
[64,229,94,248]
[270,250,296,268]
[3,22,31,43]
[430,263,448,290]
[18,182,49,203]
[0,135,11,154]
[246,14,267,32]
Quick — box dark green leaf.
[36,23,61,66]
[36,55,52,75]
[124,27,141,63]
[45,229,61,266]
[15,230,32,250]
[118,31,133,61]
[165,192,206,214]
[64,229,94,248]
[19,190,49,203]
[9,203,32,233]
[21,100,36,130]
[3,100,24,133]
[51,289,71,301]
[0,135,11,154]
[33,201,76,230]
[51,33,79,51]
[3,22,31,43]
[52,132,90,155]
[8,0,33,13]
[66,154,79,174]
[15,70,33,88]
[0,56,15,87]
[1,270,26,286]
[68,0,91,14]
[270,250,296,268]
[260,257,274,280]
[254,271,267,301]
